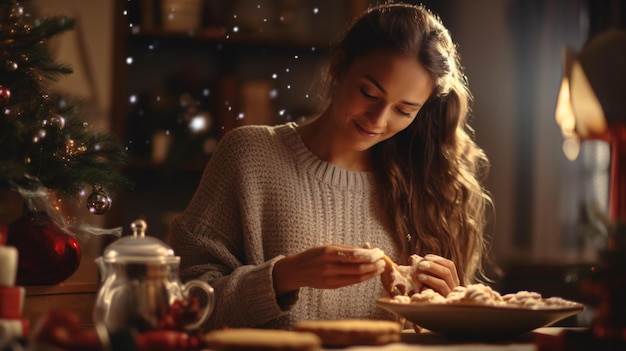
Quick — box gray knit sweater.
[170,122,399,330]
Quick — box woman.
[170,2,493,330]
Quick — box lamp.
[555,28,626,222]
[552,28,626,348]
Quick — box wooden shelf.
[107,0,370,235]
[128,27,334,49]
[25,281,99,296]
[24,282,100,329]
[124,157,209,173]
[25,291,97,328]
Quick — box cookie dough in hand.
[380,254,424,297]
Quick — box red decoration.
[134,329,208,351]
[33,309,101,351]
[0,225,7,245]
[33,309,209,351]
[0,286,24,318]
[157,297,203,330]
[7,211,81,286]
[608,122,626,221]
[0,85,10,104]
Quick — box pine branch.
[0,0,131,203]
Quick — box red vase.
[7,211,81,286]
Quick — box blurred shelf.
[125,157,209,173]
[128,27,334,49]
[25,281,99,296]
[109,0,369,235]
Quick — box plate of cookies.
[376,283,584,339]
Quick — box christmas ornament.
[65,139,86,155]
[86,187,112,215]
[33,309,210,351]
[0,85,10,104]
[46,114,66,130]
[5,60,18,71]
[7,2,24,20]
[6,211,81,286]
[0,2,130,203]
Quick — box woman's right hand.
[272,244,386,296]
[414,254,460,297]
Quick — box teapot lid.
[101,219,178,263]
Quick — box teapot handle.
[182,280,215,330]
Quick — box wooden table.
[23,281,98,329]
[23,250,102,329]
[319,327,586,350]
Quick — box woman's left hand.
[415,254,460,296]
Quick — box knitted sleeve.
[170,127,294,329]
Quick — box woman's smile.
[329,50,434,152]
[296,50,434,171]
[353,120,381,137]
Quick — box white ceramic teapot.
[93,219,214,332]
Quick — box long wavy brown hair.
[321,3,494,284]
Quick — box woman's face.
[329,50,434,151]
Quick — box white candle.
[0,246,17,287]
[0,318,28,340]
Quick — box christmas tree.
[0,0,129,209]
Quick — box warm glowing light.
[555,48,610,162]
[568,60,608,139]
[555,77,576,138]
[562,138,580,161]
[188,113,211,134]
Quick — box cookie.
[351,247,385,262]
[292,319,401,347]
[380,255,399,295]
[204,328,321,351]
[380,254,423,296]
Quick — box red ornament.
[7,211,81,286]
[0,85,10,104]
[33,309,102,351]
[33,309,209,351]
